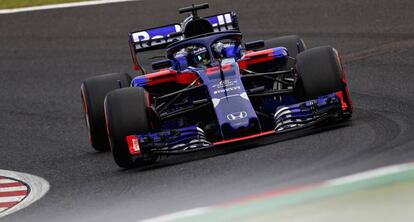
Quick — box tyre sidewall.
[104,87,153,168]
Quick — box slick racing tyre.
[296,46,345,99]
[265,35,307,70]
[81,73,131,152]
[104,87,157,169]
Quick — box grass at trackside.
[0,0,87,9]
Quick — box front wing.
[126,93,348,156]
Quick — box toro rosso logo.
[227,111,247,121]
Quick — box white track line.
[0,0,141,15]
[326,163,414,186]
[0,170,49,218]
[140,208,210,222]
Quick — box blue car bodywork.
[122,10,352,157]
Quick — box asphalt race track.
[1,0,414,221]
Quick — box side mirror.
[152,59,172,70]
[244,40,265,51]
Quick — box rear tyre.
[104,87,157,169]
[81,73,131,152]
[265,35,307,70]
[296,46,345,99]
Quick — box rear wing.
[129,12,239,53]
[128,12,239,73]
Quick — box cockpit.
[167,32,243,70]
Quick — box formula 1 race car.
[81,3,353,168]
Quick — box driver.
[174,42,241,68]
[176,45,210,67]
[190,46,210,66]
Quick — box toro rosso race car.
[81,3,353,168]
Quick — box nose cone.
[199,62,262,140]
[215,93,261,139]
[221,117,261,140]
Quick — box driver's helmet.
[188,46,210,67]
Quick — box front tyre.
[104,87,157,168]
